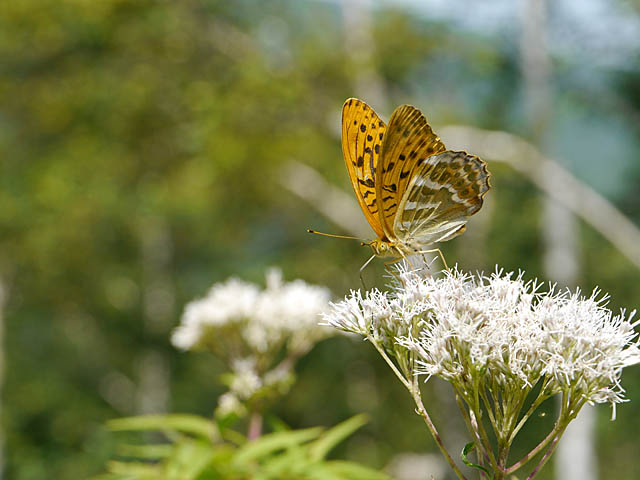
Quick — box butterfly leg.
[359,254,377,290]
[414,248,449,271]
[383,257,407,285]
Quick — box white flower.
[171,278,259,350]
[216,392,246,417]
[327,265,640,409]
[321,286,415,349]
[325,264,640,478]
[246,268,333,353]
[230,357,262,399]
[172,268,333,359]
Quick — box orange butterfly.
[312,98,490,276]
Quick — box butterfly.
[340,97,490,272]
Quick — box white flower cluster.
[221,357,295,403]
[324,266,640,408]
[171,268,333,357]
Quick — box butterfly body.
[341,98,490,266]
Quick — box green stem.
[509,379,553,444]
[505,421,564,475]
[370,338,411,390]
[479,388,498,437]
[455,393,491,467]
[457,385,499,473]
[524,427,566,480]
[470,380,498,471]
[411,381,469,480]
[510,393,586,478]
[369,338,467,480]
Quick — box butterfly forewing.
[394,151,490,249]
[377,105,446,239]
[342,98,387,239]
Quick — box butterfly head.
[366,238,401,258]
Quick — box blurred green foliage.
[98,413,389,480]
[0,0,639,478]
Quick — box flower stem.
[247,411,263,440]
[505,422,562,474]
[508,379,553,444]
[524,430,564,480]
[471,383,499,471]
[370,339,411,390]
[370,338,467,480]
[411,382,469,480]
[455,393,491,466]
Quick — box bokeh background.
[1,0,640,478]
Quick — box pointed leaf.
[233,427,323,465]
[115,443,173,459]
[165,439,216,480]
[309,414,368,461]
[323,460,391,480]
[105,460,162,478]
[107,414,218,440]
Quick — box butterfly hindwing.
[342,98,387,239]
[377,105,447,239]
[394,151,490,250]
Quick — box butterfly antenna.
[307,229,368,244]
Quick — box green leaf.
[107,414,219,440]
[461,442,492,477]
[219,427,247,447]
[115,443,174,459]
[323,460,391,480]
[303,463,344,480]
[233,427,323,465]
[309,414,368,461]
[91,474,140,480]
[256,448,307,478]
[265,414,291,433]
[104,460,162,479]
[165,439,217,480]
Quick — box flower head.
[173,268,333,412]
[325,265,640,410]
[172,268,333,359]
